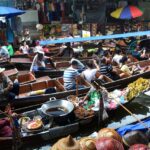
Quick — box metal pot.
[41,97,74,118]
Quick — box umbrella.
[0,6,25,18]
[111,5,143,19]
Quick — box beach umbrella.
[111,5,143,19]
[0,6,25,18]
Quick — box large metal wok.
[41,98,74,118]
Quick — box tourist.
[70,55,85,73]
[30,50,46,72]
[34,41,43,53]
[19,41,29,54]
[63,60,83,90]
[100,57,113,79]
[112,50,123,66]
[0,43,9,59]
[0,68,19,101]
[30,50,55,72]
[82,59,104,83]
[120,56,135,77]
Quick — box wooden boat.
[10,58,32,70]
[52,57,93,62]
[34,59,91,78]
[0,77,90,109]
[2,74,149,149]
[0,99,99,149]
[1,82,149,149]
[3,68,18,78]
[0,59,14,69]
[97,60,150,91]
[11,54,29,58]
[12,72,36,85]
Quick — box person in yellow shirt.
[120,56,135,76]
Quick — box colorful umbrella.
[111,5,143,19]
[0,6,25,18]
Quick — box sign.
[82,30,91,38]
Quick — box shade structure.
[0,6,25,18]
[111,5,143,19]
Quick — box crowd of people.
[0,34,150,101]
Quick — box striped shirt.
[63,66,80,90]
[100,64,113,79]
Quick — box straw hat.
[0,67,5,73]
[79,137,96,150]
[51,135,80,150]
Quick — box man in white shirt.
[112,50,123,65]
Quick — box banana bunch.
[126,78,150,101]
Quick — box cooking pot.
[41,97,74,124]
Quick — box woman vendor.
[80,83,109,110]
[0,68,19,101]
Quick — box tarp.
[39,30,150,45]
[117,117,150,136]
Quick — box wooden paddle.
[76,77,78,97]
[113,98,150,131]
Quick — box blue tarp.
[40,31,150,45]
[117,117,150,136]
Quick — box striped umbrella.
[111,5,143,19]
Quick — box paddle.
[113,98,150,131]
[76,77,78,97]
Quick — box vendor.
[0,68,19,101]
[57,42,74,57]
[79,84,108,110]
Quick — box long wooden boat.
[3,68,18,78]
[1,78,149,149]
[0,77,90,109]
[97,60,150,91]
[1,88,150,149]
[10,58,32,70]
[0,59,14,69]
[14,72,36,85]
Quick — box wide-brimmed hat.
[0,67,5,73]
[51,135,80,150]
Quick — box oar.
[93,81,150,131]
[76,77,78,97]
[113,96,150,131]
